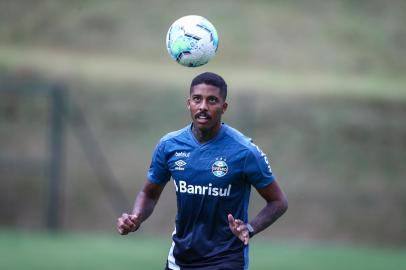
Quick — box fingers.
[242,229,249,245]
[228,214,250,245]
[228,214,236,227]
[129,214,139,223]
[117,213,140,235]
[237,223,249,245]
[233,218,245,233]
[228,214,245,231]
[117,219,130,235]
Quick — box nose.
[198,99,208,111]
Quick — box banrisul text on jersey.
[174,180,231,197]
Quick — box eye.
[208,96,218,103]
[192,96,201,102]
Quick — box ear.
[187,98,191,110]
[222,102,228,114]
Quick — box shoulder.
[223,125,254,150]
[223,124,268,158]
[154,125,191,153]
[160,125,190,143]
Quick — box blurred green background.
[1,0,406,269]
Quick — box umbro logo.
[175,160,187,171]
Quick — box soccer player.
[117,72,288,270]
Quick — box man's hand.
[228,214,250,245]
[116,213,141,235]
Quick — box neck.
[192,123,222,143]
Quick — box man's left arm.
[249,180,288,236]
[228,180,288,244]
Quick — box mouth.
[195,112,211,124]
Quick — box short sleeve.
[243,144,275,189]
[147,139,171,185]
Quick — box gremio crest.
[212,158,228,177]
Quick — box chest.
[167,147,245,186]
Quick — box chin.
[194,122,212,131]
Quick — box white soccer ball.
[166,15,219,67]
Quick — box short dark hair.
[190,72,227,101]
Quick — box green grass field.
[1,230,405,270]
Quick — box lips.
[195,112,211,124]
[195,112,211,120]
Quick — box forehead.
[190,83,222,97]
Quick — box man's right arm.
[117,180,165,235]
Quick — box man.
[117,72,288,270]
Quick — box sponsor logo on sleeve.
[174,151,190,158]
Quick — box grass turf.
[1,230,405,270]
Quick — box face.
[187,83,228,133]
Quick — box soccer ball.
[166,15,219,67]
